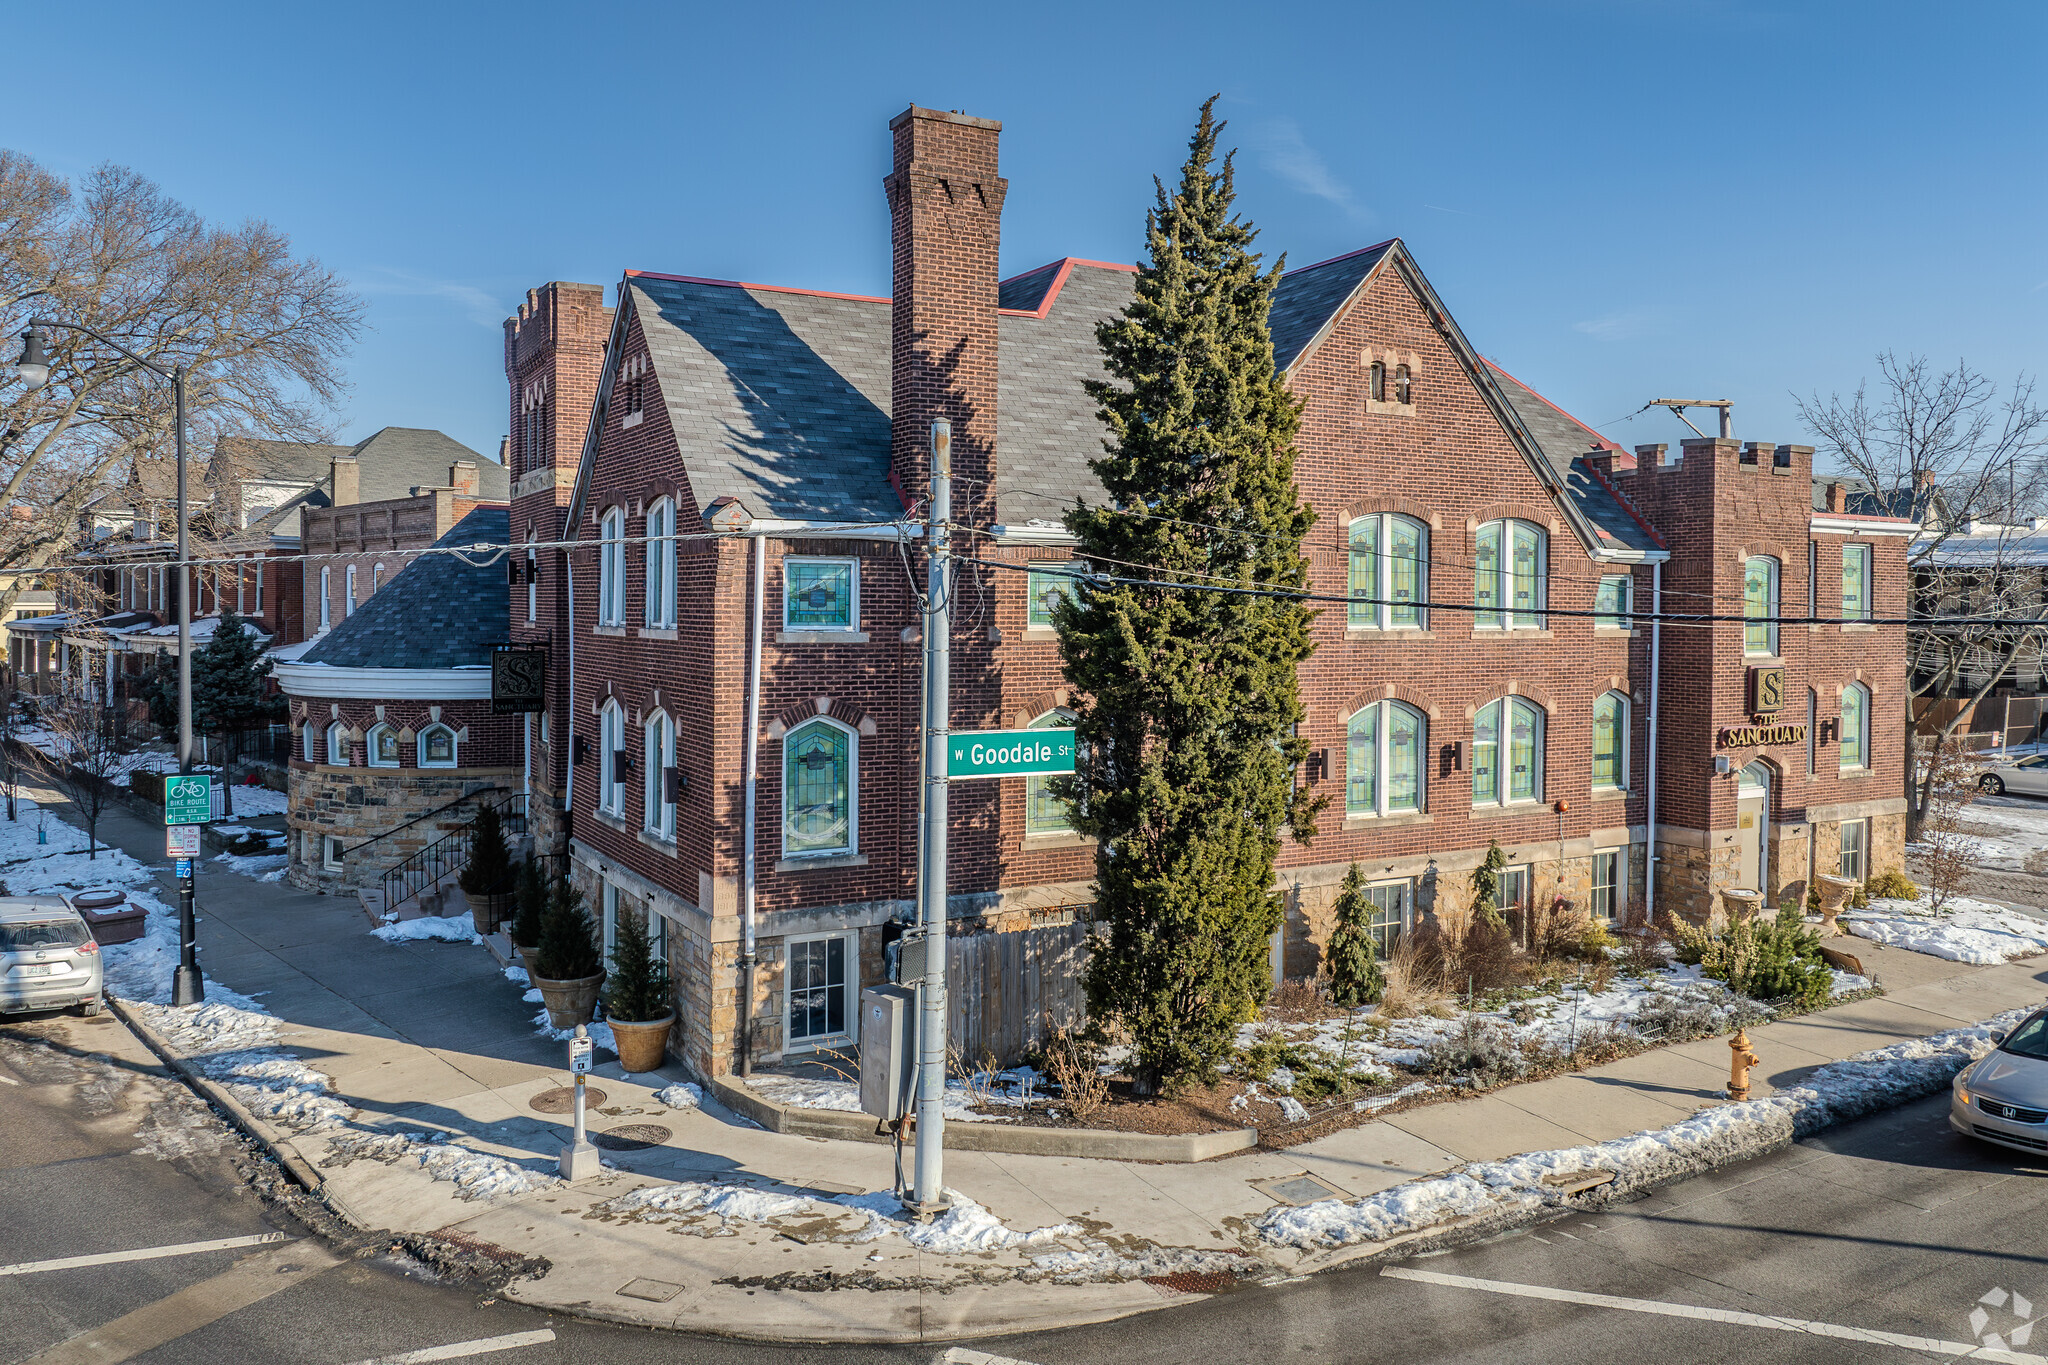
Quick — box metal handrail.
[378,791,529,916]
[349,786,508,856]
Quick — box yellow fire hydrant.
[1728,1029,1761,1102]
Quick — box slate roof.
[1488,364,1663,554]
[298,506,509,670]
[236,428,507,541]
[1810,473,1930,522]
[1268,243,1396,372]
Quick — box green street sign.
[163,774,213,825]
[946,729,1075,780]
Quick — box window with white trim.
[418,723,457,769]
[644,497,676,629]
[1592,691,1629,791]
[323,835,345,871]
[345,564,357,616]
[1591,847,1626,923]
[1025,709,1078,833]
[1475,520,1546,629]
[1347,514,1428,629]
[303,725,318,762]
[1839,818,1868,882]
[372,562,384,595]
[1027,563,1079,628]
[785,931,855,1048]
[644,710,676,839]
[601,880,620,970]
[325,722,347,767]
[367,723,399,768]
[598,701,625,814]
[1346,701,1426,817]
[1744,556,1779,656]
[1365,880,1411,956]
[1473,696,1544,806]
[318,567,331,631]
[598,507,626,626]
[1498,864,1534,916]
[1842,543,1872,621]
[1840,682,1870,771]
[1594,574,1633,629]
[784,558,857,632]
[783,717,855,856]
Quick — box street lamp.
[15,321,203,1006]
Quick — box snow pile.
[745,1071,1022,1122]
[655,1082,703,1111]
[599,1178,833,1234]
[213,850,288,882]
[593,1181,1074,1253]
[1844,897,2048,964]
[1257,1008,2033,1252]
[891,1192,1077,1254]
[126,990,354,1134]
[324,1130,561,1201]
[529,1006,615,1054]
[372,913,482,945]
[217,786,289,817]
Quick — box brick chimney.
[1825,481,1846,513]
[331,454,360,506]
[885,106,1006,520]
[450,459,479,497]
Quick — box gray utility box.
[858,984,917,1121]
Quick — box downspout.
[738,531,765,1076]
[1644,560,1662,928]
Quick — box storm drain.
[1250,1172,1351,1207]
[529,1086,607,1114]
[593,1123,673,1151]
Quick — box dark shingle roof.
[211,436,355,486]
[1488,364,1662,554]
[1268,243,1396,372]
[348,427,509,502]
[299,506,509,669]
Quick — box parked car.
[1951,1009,2048,1155]
[1978,755,2048,797]
[0,896,105,1017]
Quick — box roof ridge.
[1286,238,1401,276]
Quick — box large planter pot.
[530,970,606,1030]
[468,890,515,936]
[1815,873,1860,937]
[609,1013,676,1074]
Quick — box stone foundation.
[286,760,517,894]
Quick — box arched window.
[1744,556,1780,656]
[344,564,357,616]
[1025,709,1078,834]
[1394,364,1412,404]
[1475,520,1546,630]
[784,717,855,857]
[1839,682,1869,771]
[1368,361,1386,403]
[644,710,676,839]
[1473,697,1544,806]
[1592,691,1629,790]
[1346,701,1426,818]
[598,701,624,813]
[1348,514,1429,630]
[598,507,626,626]
[367,723,400,768]
[418,723,457,769]
[372,562,384,595]
[325,722,348,767]
[318,566,331,631]
[303,725,318,762]
[644,497,676,629]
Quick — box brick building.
[495,105,1907,1081]
[300,454,499,641]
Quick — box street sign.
[491,645,548,714]
[568,1035,593,1074]
[164,775,213,825]
[166,824,202,858]
[945,728,1076,780]
[175,859,193,879]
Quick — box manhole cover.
[593,1123,672,1150]
[529,1086,607,1114]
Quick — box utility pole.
[912,418,951,1214]
[170,364,202,1006]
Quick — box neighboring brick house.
[495,105,1906,1081]
[272,507,522,894]
[301,456,500,640]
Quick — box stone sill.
[1593,626,1636,637]
[1366,399,1417,418]
[1021,830,1095,851]
[777,630,871,645]
[1023,626,1060,643]
[1466,800,1551,821]
[1840,622,1879,633]
[774,852,868,873]
[1342,811,1432,832]
[1469,628,1554,641]
[637,627,678,641]
[1590,787,1631,803]
[637,829,678,855]
[591,810,632,835]
[1345,626,1433,639]
[622,412,644,429]
[592,625,627,637]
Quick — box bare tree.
[30,691,143,860]
[1799,356,2048,837]
[0,150,364,615]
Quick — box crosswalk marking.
[1381,1266,2048,1364]
[343,1330,558,1365]
[0,1232,288,1277]
[939,1349,1046,1365]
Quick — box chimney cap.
[889,104,1001,133]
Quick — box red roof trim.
[1285,239,1399,276]
[1482,359,1667,551]
[1482,358,1621,451]
[995,257,1140,319]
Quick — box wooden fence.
[946,921,1091,1067]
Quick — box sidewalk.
[33,785,2048,1344]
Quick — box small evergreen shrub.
[459,804,512,897]
[532,876,601,981]
[602,906,672,1023]
[511,857,546,948]
[1864,868,1919,901]
[1688,904,1833,1009]
[1324,864,1386,1008]
[1470,841,1508,932]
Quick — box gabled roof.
[1269,242,1397,372]
[298,506,508,670]
[210,436,354,487]
[1487,364,1664,555]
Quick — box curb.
[106,995,337,1199]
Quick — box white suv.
[0,896,105,1016]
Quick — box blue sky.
[11,1,2045,466]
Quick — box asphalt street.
[4,1001,2046,1364]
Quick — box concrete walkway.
[44,784,2048,1343]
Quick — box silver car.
[1951,1010,2048,1155]
[1978,755,2048,797]
[0,896,105,1016]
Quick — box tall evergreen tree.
[150,614,286,816]
[1057,99,1320,1090]
[1325,864,1386,1009]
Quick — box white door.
[1735,762,1770,892]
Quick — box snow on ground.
[594,1180,1076,1255]
[655,1082,703,1111]
[1844,896,2048,964]
[215,785,289,817]
[1257,1008,2034,1252]
[743,1071,1022,1122]
[321,1130,561,1201]
[212,850,287,882]
[1947,792,2048,874]
[528,1002,616,1054]
[371,913,481,945]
